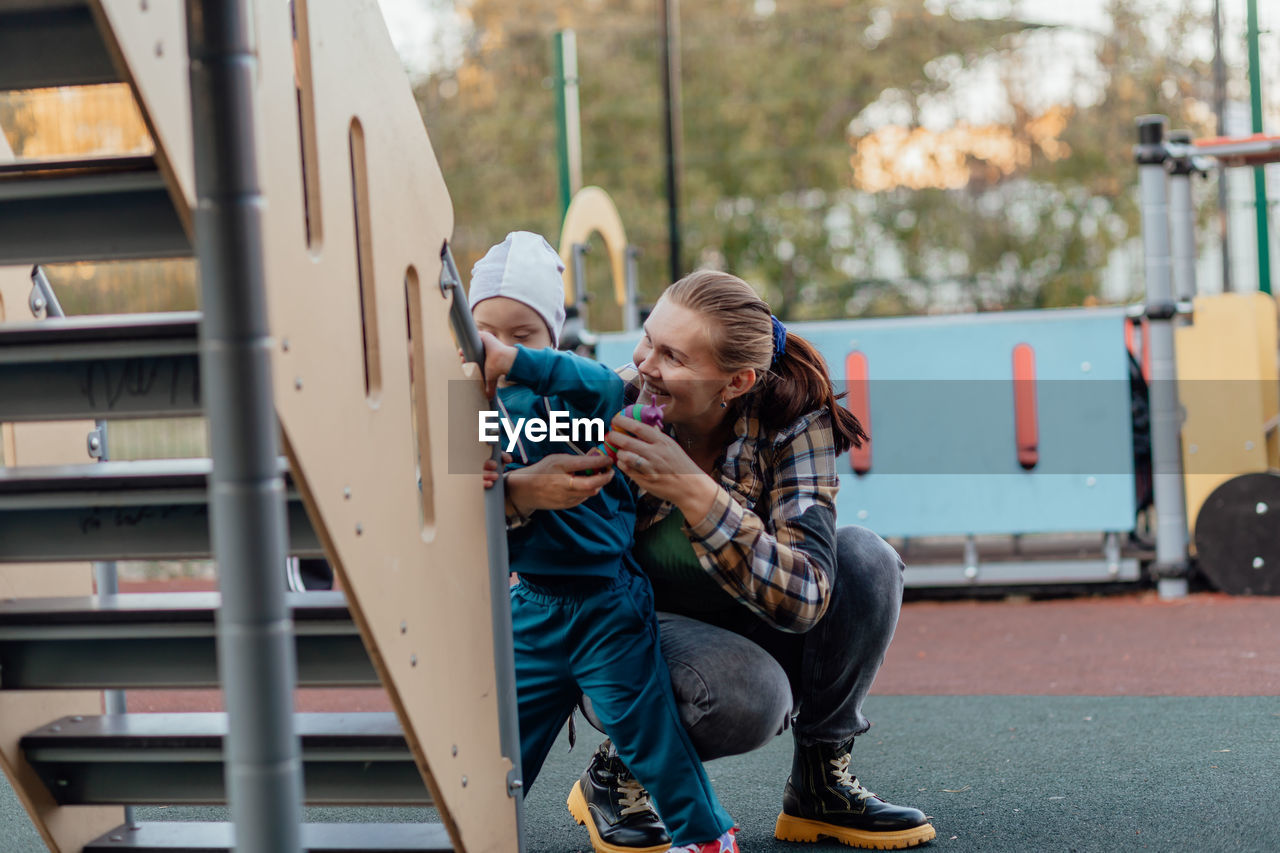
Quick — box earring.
[720,398,728,408]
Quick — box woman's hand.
[476,330,518,398]
[604,414,719,522]
[504,452,616,513]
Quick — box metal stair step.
[84,821,453,852]
[0,458,322,561]
[0,591,375,688]
[0,156,190,265]
[22,712,430,806]
[0,1,120,91]
[0,312,201,421]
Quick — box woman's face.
[632,298,740,426]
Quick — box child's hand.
[481,453,513,489]
[477,330,518,398]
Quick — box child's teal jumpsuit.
[500,345,734,845]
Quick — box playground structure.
[0,2,1276,852]
[556,186,641,350]
[0,2,520,852]
[592,119,1279,596]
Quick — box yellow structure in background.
[559,185,629,308]
[1176,291,1280,538]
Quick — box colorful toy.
[582,402,664,473]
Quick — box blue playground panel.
[594,307,1137,538]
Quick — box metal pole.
[1135,116,1190,599]
[553,30,582,224]
[1247,0,1272,294]
[624,245,640,331]
[30,266,135,828]
[441,244,526,850]
[658,0,683,283]
[186,3,304,852]
[571,242,590,323]
[87,422,137,829]
[1212,0,1231,292]
[1167,131,1199,308]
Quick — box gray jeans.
[586,525,906,761]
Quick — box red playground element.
[844,351,872,475]
[1011,342,1039,471]
[1193,133,1280,168]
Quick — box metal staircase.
[0,2,521,851]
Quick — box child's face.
[473,296,554,350]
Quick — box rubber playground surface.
[3,588,1278,852]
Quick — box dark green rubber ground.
[4,695,1277,851]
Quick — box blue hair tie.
[770,314,787,364]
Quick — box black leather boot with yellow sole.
[774,736,936,850]
[568,739,672,853]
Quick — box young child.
[469,232,738,853]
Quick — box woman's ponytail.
[760,332,867,455]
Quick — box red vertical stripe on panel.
[1012,343,1039,470]
[845,351,872,475]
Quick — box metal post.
[624,245,640,331]
[571,242,590,321]
[1211,0,1231,292]
[441,244,526,849]
[30,266,135,827]
[1167,131,1199,309]
[1135,116,1190,599]
[1247,0,1271,294]
[186,3,304,852]
[553,30,582,224]
[1104,532,1121,578]
[658,0,683,284]
[87,422,138,829]
[962,535,978,583]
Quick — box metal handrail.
[440,241,526,848]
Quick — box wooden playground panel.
[0,1,517,850]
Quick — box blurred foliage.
[416,0,1214,323]
[42,260,198,316]
[0,83,151,158]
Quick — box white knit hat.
[468,231,567,346]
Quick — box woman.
[502,271,935,851]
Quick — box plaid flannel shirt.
[619,366,840,633]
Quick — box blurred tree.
[417,0,1212,324]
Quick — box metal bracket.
[86,424,108,460]
[1166,134,1212,177]
[440,241,487,368]
[29,265,65,319]
[439,240,462,299]
[1125,301,1194,321]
